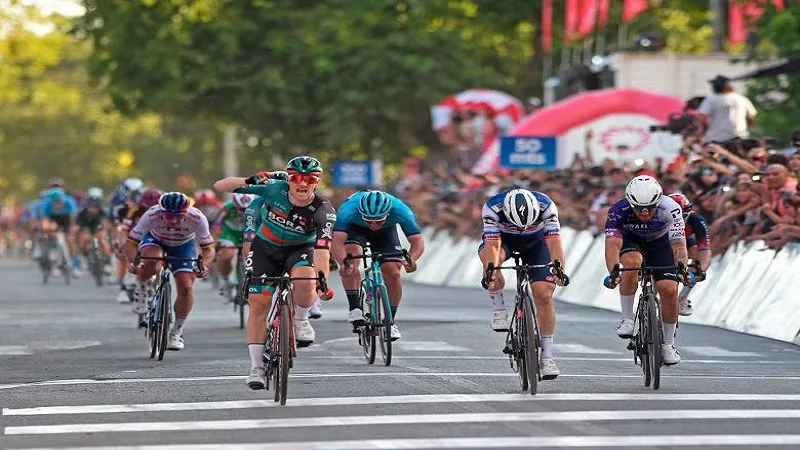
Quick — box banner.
[331,160,383,187]
[499,136,558,169]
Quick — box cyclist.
[603,176,694,366]
[123,192,215,350]
[194,189,224,285]
[213,193,256,299]
[669,193,710,316]
[213,157,335,390]
[331,190,424,340]
[76,188,111,264]
[478,188,569,380]
[115,188,163,303]
[108,178,145,289]
[38,188,79,275]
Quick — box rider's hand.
[196,266,208,279]
[127,262,140,275]
[244,171,270,185]
[481,273,495,290]
[317,286,335,301]
[342,260,357,276]
[403,259,417,274]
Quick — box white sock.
[295,306,310,320]
[248,344,264,369]
[489,290,505,310]
[620,295,635,320]
[540,335,554,359]
[662,321,677,345]
[173,317,186,334]
[679,285,693,299]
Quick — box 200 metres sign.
[499,136,558,169]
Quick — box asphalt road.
[1,256,800,449]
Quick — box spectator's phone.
[782,190,794,200]
[751,173,763,183]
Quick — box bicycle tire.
[638,295,652,387]
[359,282,376,365]
[513,310,529,392]
[62,259,71,285]
[157,281,172,361]
[237,271,250,330]
[523,291,539,395]
[647,293,662,390]
[376,285,392,366]
[278,302,291,405]
[149,285,160,359]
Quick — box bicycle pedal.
[502,345,513,355]
[626,341,636,351]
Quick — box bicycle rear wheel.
[278,302,292,405]
[647,294,662,390]
[523,293,539,395]
[236,270,250,330]
[638,296,652,387]
[359,283,376,365]
[149,286,160,359]
[157,281,172,361]
[376,285,392,366]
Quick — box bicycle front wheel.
[278,302,292,405]
[638,295,652,387]
[359,283,376,365]
[647,294,662,390]
[375,285,392,366]
[523,294,539,395]
[512,310,529,392]
[157,281,172,361]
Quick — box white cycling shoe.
[132,288,148,314]
[662,344,681,365]
[491,309,509,332]
[294,319,315,346]
[616,318,635,338]
[245,367,267,390]
[390,324,401,341]
[309,300,323,320]
[679,296,693,316]
[168,331,185,351]
[540,357,560,380]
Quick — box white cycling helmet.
[232,193,255,209]
[625,175,663,208]
[123,177,144,193]
[86,187,104,199]
[503,189,540,228]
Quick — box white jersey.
[128,205,214,247]
[481,191,561,239]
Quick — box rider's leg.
[217,246,236,279]
[78,229,91,255]
[479,242,508,331]
[290,255,318,346]
[380,261,403,318]
[96,229,111,257]
[67,224,81,269]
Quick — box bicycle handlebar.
[249,270,328,294]
[485,259,569,286]
[344,249,412,266]
[134,253,206,274]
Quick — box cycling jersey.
[481,191,561,243]
[214,202,245,248]
[238,181,336,249]
[127,205,214,248]
[604,196,685,242]
[76,208,106,232]
[122,205,148,231]
[333,191,421,236]
[196,204,221,223]
[685,213,711,251]
[40,195,78,217]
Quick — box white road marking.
[683,346,763,357]
[0,341,102,356]
[396,341,470,352]
[13,435,800,450]
[553,344,619,354]
[302,355,800,364]
[0,345,32,355]
[7,409,800,435]
[3,372,800,390]
[5,393,800,416]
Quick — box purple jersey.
[605,196,685,242]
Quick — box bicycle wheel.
[647,294,662,390]
[512,308,529,392]
[62,256,71,285]
[638,296,652,387]
[237,271,250,330]
[523,292,539,395]
[149,285,161,359]
[91,249,104,287]
[157,280,172,361]
[278,302,292,405]
[376,285,392,366]
[359,282,376,365]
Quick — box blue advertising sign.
[332,160,383,187]
[499,136,558,169]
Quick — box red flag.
[623,0,648,22]
[542,0,553,52]
[729,0,785,45]
[598,0,611,27]
[565,0,580,42]
[577,0,599,38]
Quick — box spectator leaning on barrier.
[697,75,757,144]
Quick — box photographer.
[697,75,757,144]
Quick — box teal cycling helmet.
[358,190,392,220]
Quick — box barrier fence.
[400,227,800,346]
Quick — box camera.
[648,112,699,136]
[751,173,763,183]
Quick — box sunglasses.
[632,205,656,213]
[363,216,388,224]
[161,212,186,221]
[287,172,321,185]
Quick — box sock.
[173,317,186,334]
[489,289,505,310]
[679,285,693,299]
[540,335,554,358]
[295,306,310,320]
[662,321,677,345]
[345,290,360,311]
[620,295,635,320]
[248,344,264,369]
[390,305,398,320]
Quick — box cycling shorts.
[138,232,198,275]
[478,234,554,284]
[620,233,678,282]
[344,225,404,263]
[245,236,313,294]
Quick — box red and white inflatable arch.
[472,88,686,174]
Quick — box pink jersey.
[128,205,214,247]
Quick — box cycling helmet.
[232,193,255,209]
[159,192,191,213]
[48,177,65,188]
[140,188,163,209]
[87,187,104,199]
[625,176,663,208]
[269,170,289,181]
[502,189,540,228]
[87,196,103,208]
[193,189,217,206]
[286,156,323,174]
[122,178,144,193]
[358,190,392,220]
[669,193,693,220]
